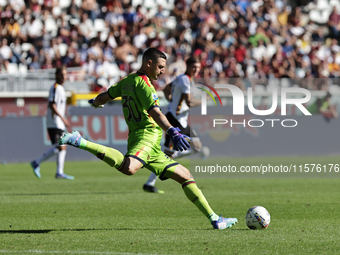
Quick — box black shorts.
[47,128,64,144]
[164,112,198,148]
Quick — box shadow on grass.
[0,227,249,234]
[2,191,136,196]
[0,230,53,234]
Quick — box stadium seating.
[59,0,71,9]
[0,0,340,97]
[0,0,7,7]
[317,0,330,10]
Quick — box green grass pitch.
[1,156,340,254]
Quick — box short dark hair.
[186,57,199,67]
[55,66,66,84]
[143,48,167,63]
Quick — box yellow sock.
[182,180,214,218]
[79,139,124,170]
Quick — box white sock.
[145,172,158,186]
[36,146,59,165]
[57,150,67,175]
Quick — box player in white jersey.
[143,57,210,193]
[30,66,74,180]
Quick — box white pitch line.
[0,250,170,255]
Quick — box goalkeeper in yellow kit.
[59,48,237,229]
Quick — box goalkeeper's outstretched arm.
[89,91,113,108]
[149,107,172,131]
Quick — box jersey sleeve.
[54,86,61,104]
[135,79,160,113]
[108,81,122,99]
[180,76,190,94]
[48,84,57,103]
[48,91,54,103]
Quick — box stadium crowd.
[0,0,340,91]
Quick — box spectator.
[327,51,340,78]
[29,54,42,70]
[67,0,80,19]
[133,26,148,53]
[235,41,247,63]
[0,0,339,92]
[328,6,340,40]
[82,0,99,21]
[27,15,43,44]
[87,38,103,61]
[78,12,93,43]
[252,39,267,61]
[249,27,271,47]
[312,27,325,43]
[41,53,54,69]
[115,35,138,66]
[10,0,26,13]
[154,5,168,29]
[7,17,20,39]
[105,5,124,29]
[0,38,13,70]
[168,52,186,77]
[10,37,24,64]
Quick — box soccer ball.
[245,206,270,230]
